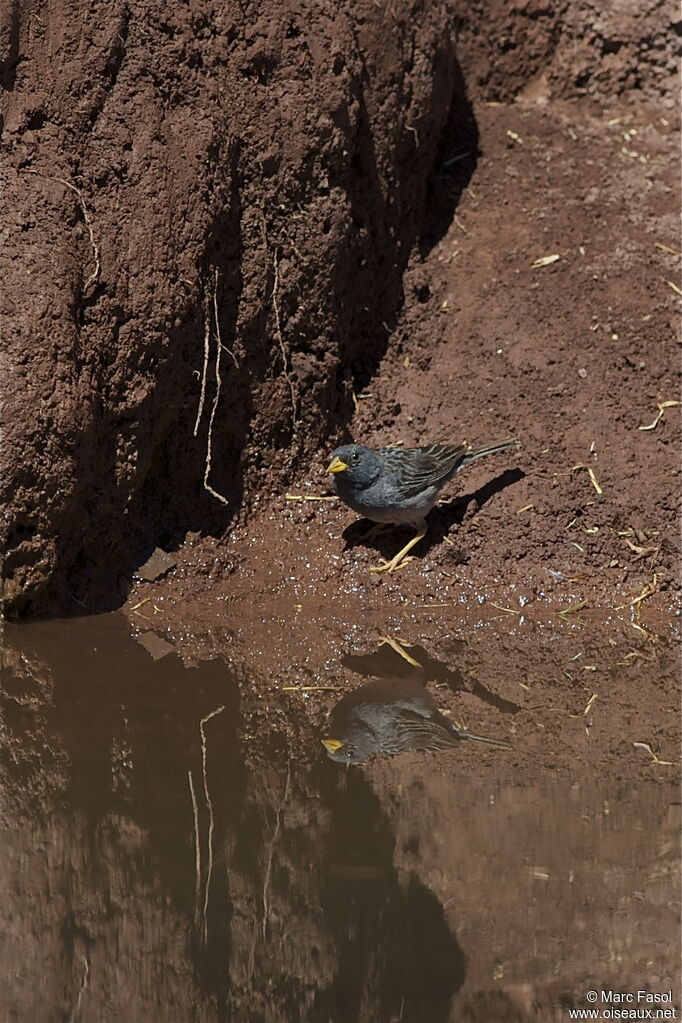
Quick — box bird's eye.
[352,452,359,463]
[346,749,354,759]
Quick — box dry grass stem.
[618,650,654,665]
[583,693,598,715]
[613,574,659,612]
[282,685,341,691]
[638,399,681,431]
[623,537,658,558]
[285,494,337,502]
[531,253,560,268]
[558,600,587,616]
[488,602,521,615]
[655,242,679,255]
[632,742,675,767]
[556,463,603,494]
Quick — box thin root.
[57,177,101,291]
[202,269,231,505]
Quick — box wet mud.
[1,610,679,1021]
[1,1,680,1019]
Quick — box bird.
[326,438,520,572]
[322,674,510,764]
[322,635,510,763]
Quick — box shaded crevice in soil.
[418,55,479,257]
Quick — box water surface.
[1,614,679,1021]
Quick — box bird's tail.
[451,726,511,749]
[461,437,520,467]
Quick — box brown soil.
[1,0,463,615]
[155,95,681,619]
[1,5,680,1016]
[2,0,679,618]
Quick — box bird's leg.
[369,525,428,574]
[355,521,391,543]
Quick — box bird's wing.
[392,709,459,752]
[379,444,468,499]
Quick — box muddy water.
[1,614,679,1022]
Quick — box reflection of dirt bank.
[371,764,680,1020]
[1,616,679,1021]
[0,618,466,1020]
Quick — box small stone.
[136,548,177,582]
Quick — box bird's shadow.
[341,467,525,563]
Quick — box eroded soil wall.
[1,0,678,616]
[2,0,463,614]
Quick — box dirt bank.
[2,0,679,617]
[1,0,463,615]
[132,93,680,619]
[2,7,679,1016]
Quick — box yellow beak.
[326,456,348,474]
[321,738,343,754]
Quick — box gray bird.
[321,675,510,764]
[326,438,520,572]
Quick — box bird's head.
[321,729,374,764]
[326,444,382,488]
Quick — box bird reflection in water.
[322,636,510,764]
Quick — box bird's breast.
[335,477,438,525]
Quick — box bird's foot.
[369,555,417,574]
[369,527,427,574]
